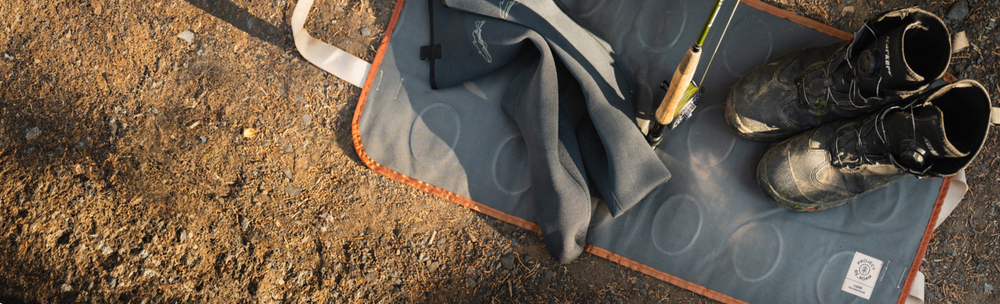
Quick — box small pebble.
[198,136,207,143]
[284,185,302,196]
[361,27,372,36]
[242,127,257,138]
[500,253,515,270]
[986,283,995,293]
[239,214,250,230]
[25,127,40,140]
[178,30,194,43]
[842,6,854,15]
[302,114,312,127]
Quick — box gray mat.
[356,1,945,303]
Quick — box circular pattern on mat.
[409,103,461,163]
[731,222,783,282]
[651,195,703,255]
[636,0,687,53]
[816,252,862,304]
[850,182,903,225]
[686,105,736,167]
[492,135,531,194]
[722,17,773,77]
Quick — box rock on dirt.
[284,185,302,196]
[178,30,194,43]
[500,254,515,270]
[24,127,40,140]
[302,114,312,127]
[947,0,969,21]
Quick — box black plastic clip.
[420,44,441,60]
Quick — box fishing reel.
[645,80,703,147]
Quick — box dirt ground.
[0,0,997,303]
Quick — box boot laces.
[830,101,933,175]
[800,24,884,111]
[830,106,892,168]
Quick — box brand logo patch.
[841,252,884,300]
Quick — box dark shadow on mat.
[183,0,289,48]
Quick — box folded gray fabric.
[426,0,671,262]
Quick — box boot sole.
[758,178,849,212]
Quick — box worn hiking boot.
[757,80,996,211]
[726,8,951,141]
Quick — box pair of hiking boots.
[726,8,999,211]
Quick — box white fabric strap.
[291,0,372,87]
[906,271,926,304]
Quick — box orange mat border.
[350,1,949,303]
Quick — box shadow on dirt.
[0,58,128,302]
[0,49,242,303]
[183,0,290,48]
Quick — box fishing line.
[698,1,740,87]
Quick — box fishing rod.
[646,0,738,147]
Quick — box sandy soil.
[0,0,996,303]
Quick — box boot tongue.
[852,23,930,96]
[884,104,969,170]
